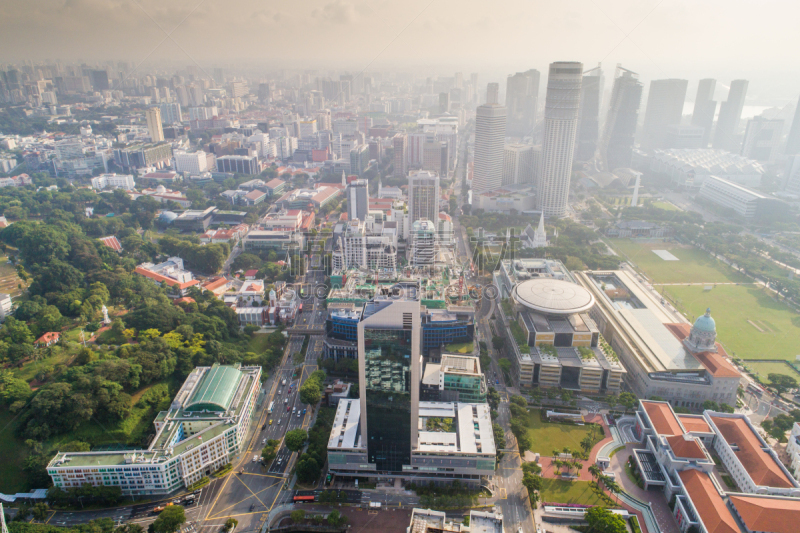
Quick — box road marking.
[207,479,281,519]
[499,488,507,499]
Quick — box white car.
[252,455,258,462]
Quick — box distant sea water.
[682,103,772,119]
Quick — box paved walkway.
[608,445,681,533]
[535,414,615,482]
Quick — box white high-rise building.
[503,144,539,186]
[145,107,165,142]
[538,62,583,217]
[347,179,369,222]
[408,170,440,225]
[473,96,506,194]
[174,151,209,174]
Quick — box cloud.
[312,1,357,24]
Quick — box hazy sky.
[3,0,800,102]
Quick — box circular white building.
[511,278,595,315]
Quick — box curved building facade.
[473,103,506,194]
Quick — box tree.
[297,456,321,484]
[291,510,306,523]
[768,373,798,395]
[285,429,308,452]
[152,505,186,533]
[327,510,347,527]
[617,392,638,410]
[31,502,49,521]
[115,525,145,533]
[223,518,238,532]
[585,506,627,533]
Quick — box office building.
[439,92,450,114]
[473,97,507,194]
[408,509,502,533]
[347,179,369,222]
[691,79,717,147]
[145,107,165,143]
[576,64,603,161]
[409,219,436,270]
[698,175,786,219]
[408,170,440,225]
[48,364,261,495]
[350,144,369,177]
[713,80,749,151]
[538,62,583,217]
[174,151,209,174]
[575,270,741,407]
[601,66,643,171]
[216,155,259,175]
[326,286,496,486]
[331,218,398,274]
[393,133,408,178]
[89,70,110,91]
[641,79,688,150]
[114,143,173,170]
[505,69,540,137]
[785,94,800,156]
[741,117,783,164]
[663,125,705,149]
[503,143,539,186]
[421,354,487,403]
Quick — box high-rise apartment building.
[486,83,499,105]
[713,80,748,151]
[347,179,369,222]
[575,64,603,161]
[691,79,717,147]
[159,102,182,125]
[538,62,583,217]
[641,79,688,150]
[601,66,643,171]
[145,107,165,143]
[408,170,440,225]
[439,92,450,114]
[472,94,506,194]
[505,69,540,137]
[784,94,800,156]
[392,133,407,178]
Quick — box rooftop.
[642,400,685,436]
[728,494,800,533]
[709,414,795,488]
[512,278,595,315]
[679,469,739,533]
[678,415,713,434]
[186,365,243,412]
[666,435,707,459]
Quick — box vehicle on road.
[252,454,258,462]
[293,495,315,502]
[287,405,291,412]
[303,408,307,415]
[262,438,267,444]
[284,398,288,404]
[152,503,173,514]
[261,423,266,430]
[269,419,273,425]
[282,379,287,386]
[293,407,296,413]
[297,411,301,417]
[268,401,274,413]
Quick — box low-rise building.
[47,364,261,495]
[274,185,341,211]
[90,173,135,191]
[698,175,787,219]
[173,206,217,232]
[605,220,673,238]
[243,230,304,252]
[130,185,191,208]
[134,257,200,297]
[421,354,486,402]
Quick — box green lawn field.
[607,239,749,284]
[539,478,607,506]
[521,409,601,456]
[650,201,680,211]
[663,284,800,365]
[744,361,800,383]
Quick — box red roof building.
[35,332,61,347]
[98,235,123,252]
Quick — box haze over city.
[3,3,800,533]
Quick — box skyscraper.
[505,69,540,137]
[408,170,440,225]
[392,133,407,178]
[575,64,603,161]
[601,66,643,171]
[641,79,688,150]
[713,80,749,151]
[486,82,500,105]
[347,179,369,222]
[472,92,506,194]
[741,117,783,163]
[439,92,450,114]
[785,94,800,156]
[538,62,582,217]
[358,292,422,472]
[691,79,717,147]
[145,107,164,143]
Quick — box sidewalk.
[608,445,680,533]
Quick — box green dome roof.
[693,308,716,333]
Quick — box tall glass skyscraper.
[538,62,583,217]
[601,66,643,171]
[713,79,749,151]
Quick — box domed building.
[683,308,718,354]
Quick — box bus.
[293,495,315,502]
[268,401,274,414]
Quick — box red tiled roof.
[679,469,738,533]
[245,189,266,200]
[35,332,60,344]
[710,415,794,488]
[134,267,200,290]
[173,297,196,304]
[666,435,707,459]
[202,276,228,291]
[678,415,712,434]
[98,235,123,252]
[664,323,741,378]
[728,495,800,533]
[642,400,685,436]
[265,178,285,188]
[244,269,258,276]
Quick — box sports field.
[607,239,749,284]
[539,478,607,506]
[743,361,800,383]
[663,284,800,366]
